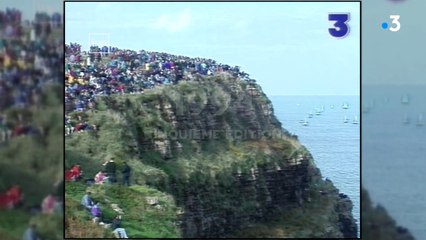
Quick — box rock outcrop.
[66,74,357,238]
[362,188,415,240]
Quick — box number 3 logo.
[329,13,351,38]
[389,15,401,32]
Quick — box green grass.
[0,210,63,240]
[0,210,31,239]
[65,182,182,238]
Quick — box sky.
[64,2,360,96]
[363,0,426,86]
[2,0,424,89]
[0,0,62,20]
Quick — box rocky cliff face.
[181,159,312,237]
[66,74,357,237]
[362,188,415,240]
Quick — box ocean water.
[270,95,360,236]
[363,86,426,240]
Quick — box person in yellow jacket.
[4,54,12,68]
[67,75,75,85]
[17,59,26,69]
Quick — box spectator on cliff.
[70,164,83,181]
[81,192,94,211]
[7,185,23,209]
[41,194,56,214]
[91,202,102,219]
[111,215,129,238]
[22,223,40,240]
[104,159,117,183]
[94,171,107,185]
[121,162,131,186]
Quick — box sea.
[270,95,360,237]
[362,86,426,240]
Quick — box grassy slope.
[65,182,182,238]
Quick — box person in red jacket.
[65,169,74,182]
[7,185,23,208]
[70,165,83,181]
[0,185,23,209]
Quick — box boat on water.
[344,115,349,123]
[308,112,314,118]
[315,110,321,115]
[352,116,359,124]
[403,113,410,124]
[302,119,309,126]
[342,103,349,109]
[416,114,424,126]
[401,94,410,105]
[299,119,305,124]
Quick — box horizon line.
[268,94,360,96]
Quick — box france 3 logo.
[328,13,401,39]
[328,13,351,39]
[381,15,401,32]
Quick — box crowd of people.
[81,192,128,238]
[0,9,63,144]
[66,160,131,186]
[66,159,132,237]
[82,191,130,237]
[64,42,257,136]
[81,191,129,238]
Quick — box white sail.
[344,115,348,123]
[416,114,424,126]
[403,113,410,124]
[401,94,409,104]
[303,119,309,126]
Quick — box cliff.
[65,74,357,238]
[362,188,415,240]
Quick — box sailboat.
[352,116,359,124]
[403,113,410,124]
[416,114,424,126]
[342,103,349,109]
[401,94,410,105]
[315,109,321,115]
[344,115,349,123]
[302,119,309,126]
